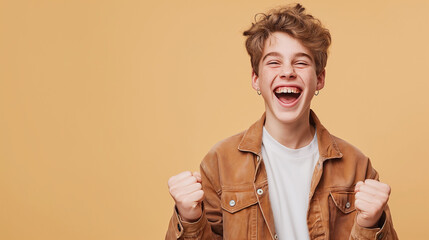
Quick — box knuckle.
[355,192,361,199]
[194,190,204,201]
[167,177,175,187]
[198,189,205,196]
[381,193,389,201]
[181,195,191,204]
[354,199,361,208]
[175,192,186,201]
[169,186,177,195]
[385,185,391,194]
[173,192,181,201]
[177,195,190,205]
[175,196,183,204]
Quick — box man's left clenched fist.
[354,179,391,228]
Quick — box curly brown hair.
[243,3,331,76]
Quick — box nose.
[280,64,297,80]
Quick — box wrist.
[175,205,203,223]
[357,211,385,229]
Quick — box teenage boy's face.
[252,31,325,126]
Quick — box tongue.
[277,93,299,104]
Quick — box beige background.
[1,0,428,239]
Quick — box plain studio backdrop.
[1,0,428,239]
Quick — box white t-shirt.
[261,127,319,240]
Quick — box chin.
[275,112,301,124]
[271,105,310,125]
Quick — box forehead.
[262,32,313,60]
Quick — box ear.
[316,69,326,91]
[251,71,259,91]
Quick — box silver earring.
[315,90,319,96]
[257,88,261,95]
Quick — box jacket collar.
[237,110,343,161]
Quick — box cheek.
[302,74,319,88]
[259,71,278,85]
[257,76,272,90]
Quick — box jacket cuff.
[170,205,208,239]
[351,211,390,240]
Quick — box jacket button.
[257,188,264,195]
[274,234,278,239]
[345,202,351,209]
[229,200,236,207]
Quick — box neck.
[264,109,315,149]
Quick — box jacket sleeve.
[165,152,223,240]
[349,158,399,240]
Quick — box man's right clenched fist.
[168,171,204,222]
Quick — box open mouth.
[274,86,302,105]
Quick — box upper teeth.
[275,87,300,94]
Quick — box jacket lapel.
[238,113,278,239]
[308,110,343,202]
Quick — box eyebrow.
[262,51,314,62]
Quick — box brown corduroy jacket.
[166,110,398,240]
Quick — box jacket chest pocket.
[330,191,355,214]
[221,188,258,240]
[328,191,356,239]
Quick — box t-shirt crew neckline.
[262,126,318,159]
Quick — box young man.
[166,4,398,240]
